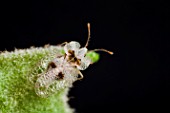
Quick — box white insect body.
[35,57,80,97]
[34,23,113,97]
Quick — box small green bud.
[86,51,100,63]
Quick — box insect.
[34,23,113,97]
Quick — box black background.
[1,0,170,112]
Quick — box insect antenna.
[84,23,113,55]
[90,49,114,55]
[85,23,91,47]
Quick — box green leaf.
[0,46,73,113]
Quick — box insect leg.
[77,71,84,80]
[57,42,68,46]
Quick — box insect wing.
[62,64,79,86]
[35,58,79,97]
[46,67,78,97]
[35,68,59,97]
